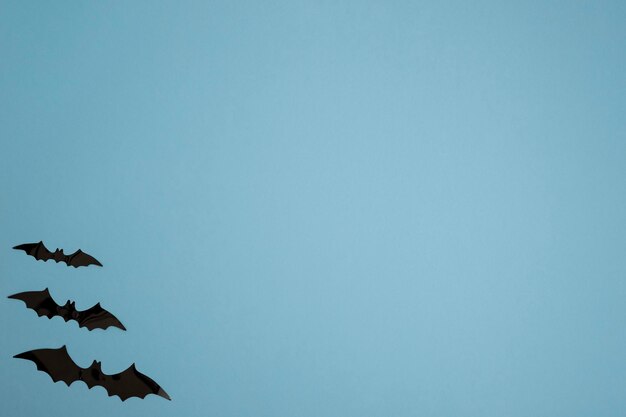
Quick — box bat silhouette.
[14,346,171,401]
[13,241,102,267]
[8,288,126,331]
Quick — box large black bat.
[14,346,171,401]
[13,241,102,267]
[8,288,126,331]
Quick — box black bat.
[13,241,102,267]
[8,288,126,331]
[14,346,171,401]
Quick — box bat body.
[14,346,170,401]
[8,289,125,331]
[13,241,102,267]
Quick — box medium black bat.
[8,288,126,331]
[14,346,171,401]
[13,241,102,267]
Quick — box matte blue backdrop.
[1,1,625,416]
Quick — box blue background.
[1,1,625,416]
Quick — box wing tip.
[157,388,171,401]
[103,323,127,331]
[13,241,42,250]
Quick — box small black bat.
[13,241,102,268]
[15,346,171,401]
[8,288,126,331]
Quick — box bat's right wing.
[65,249,103,268]
[8,288,59,319]
[104,364,171,401]
[78,303,126,331]
[13,241,53,262]
[14,346,82,387]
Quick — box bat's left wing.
[14,346,82,387]
[8,288,58,319]
[13,241,53,262]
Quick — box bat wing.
[77,303,126,331]
[14,346,82,387]
[65,249,102,268]
[13,241,53,262]
[100,363,171,401]
[8,288,59,319]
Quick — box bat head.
[85,360,105,382]
[89,360,103,375]
[60,301,77,318]
[52,249,65,262]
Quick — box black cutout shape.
[15,346,170,401]
[9,289,126,331]
[13,241,102,268]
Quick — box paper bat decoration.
[8,288,126,331]
[14,346,171,401]
[13,241,102,267]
